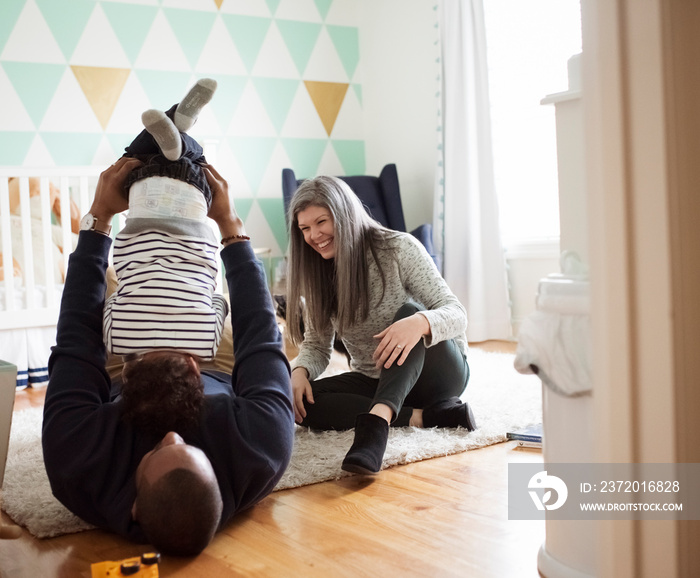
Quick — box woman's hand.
[372,313,431,370]
[89,157,142,222]
[291,367,314,424]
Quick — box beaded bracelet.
[221,234,250,245]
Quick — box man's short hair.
[121,353,203,436]
[136,467,223,556]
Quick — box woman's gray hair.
[286,176,394,345]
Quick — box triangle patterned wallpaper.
[0,0,366,256]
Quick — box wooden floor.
[0,340,545,578]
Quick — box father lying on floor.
[41,157,294,556]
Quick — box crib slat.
[18,178,36,310]
[0,178,15,314]
[40,177,57,309]
[59,176,72,286]
[78,175,90,218]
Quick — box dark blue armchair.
[282,164,437,266]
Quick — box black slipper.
[341,413,390,475]
[422,397,477,431]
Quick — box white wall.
[358,0,438,231]
[358,2,571,338]
[506,242,561,335]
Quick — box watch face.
[80,213,95,231]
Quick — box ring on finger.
[396,344,404,350]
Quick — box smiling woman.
[285,175,473,475]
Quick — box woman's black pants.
[300,303,470,430]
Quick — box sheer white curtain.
[434,0,512,342]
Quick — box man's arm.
[43,158,143,483]
[45,232,113,407]
[203,164,294,509]
[218,240,294,510]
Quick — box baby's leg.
[174,78,217,132]
[142,110,182,161]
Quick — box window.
[483,0,582,247]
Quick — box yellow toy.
[90,552,160,577]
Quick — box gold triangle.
[71,66,131,130]
[304,81,349,137]
[213,0,224,9]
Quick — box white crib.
[0,167,104,387]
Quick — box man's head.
[133,431,223,556]
[121,351,204,436]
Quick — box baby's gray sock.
[142,109,182,161]
[174,78,217,132]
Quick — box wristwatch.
[79,213,112,236]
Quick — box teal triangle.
[134,70,193,110]
[265,0,281,15]
[220,15,272,73]
[210,76,247,131]
[228,136,277,194]
[2,62,65,128]
[36,0,95,61]
[313,0,333,20]
[42,132,103,166]
[102,3,158,65]
[280,138,327,180]
[235,198,254,222]
[276,20,322,76]
[0,0,24,55]
[107,133,135,157]
[352,83,362,106]
[163,8,217,70]
[0,132,35,166]
[251,77,299,133]
[326,25,360,79]
[257,198,288,253]
[331,140,365,175]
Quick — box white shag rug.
[1,349,541,539]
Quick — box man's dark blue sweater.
[42,231,294,543]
